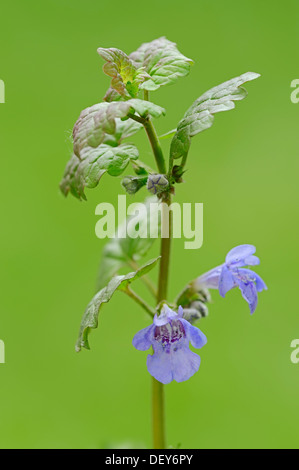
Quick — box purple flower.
[195,244,267,314]
[132,305,207,384]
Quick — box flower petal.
[147,345,201,384]
[225,245,256,265]
[147,350,173,384]
[219,265,236,297]
[181,319,207,349]
[238,268,267,292]
[171,348,201,383]
[243,255,260,266]
[177,305,184,317]
[132,324,154,351]
[238,281,258,314]
[194,265,223,290]
[254,272,268,292]
[154,304,178,326]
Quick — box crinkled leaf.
[96,197,161,290]
[114,119,142,141]
[127,98,165,119]
[103,87,123,102]
[170,72,261,159]
[100,119,142,147]
[60,99,164,200]
[129,37,193,91]
[98,48,150,99]
[76,257,160,351]
[73,99,165,158]
[97,48,137,97]
[60,143,139,200]
[59,154,81,199]
[73,102,108,156]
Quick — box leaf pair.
[72,99,164,158]
[99,37,193,101]
[60,99,165,200]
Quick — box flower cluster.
[133,245,267,384]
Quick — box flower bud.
[182,301,209,324]
[121,175,147,194]
[190,301,209,318]
[190,282,211,303]
[172,165,185,183]
[182,308,202,324]
[147,174,169,195]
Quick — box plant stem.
[144,90,149,101]
[124,286,155,318]
[152,192,172,449]
[157,193,172,302]
[141,89,170,449]
[127,112,145,125]
[127,111,166,173]
[152,375,166,449]
[143,119,167,174]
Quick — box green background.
[0,0,298,449]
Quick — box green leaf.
[60,99,164,200]
[130,37,193,91]
[131,159,154,176]
[96,197,161,290]
[76,257,160,351]
[128,98,165,119]
[73,102,108,156]
[113,119,143,142]
[159,129,177,140]
[98,48,150,99]
[121,175,148,195]
[103,87,123,103]
[170,72,261,160]
[73,99,165,158]
[60,143,139,200]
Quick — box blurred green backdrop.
[0,0,298,449]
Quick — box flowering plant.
[60,37,266,448]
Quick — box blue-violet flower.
[195,244,267,314]
[132,304,207,384]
